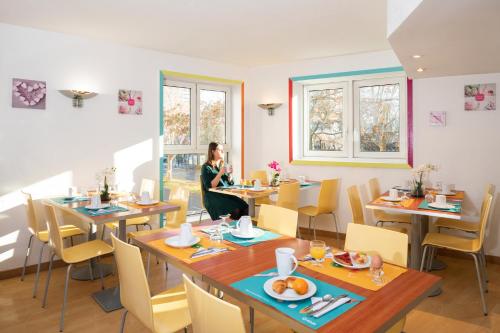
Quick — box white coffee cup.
[141,191,151,203]
[179,223,193,245]
[237,216,254,236]
[275,247,298,277]
[435,194,447,206]
[298,176,306,184]
[254,179,262,190]
[442,184,454,194]
[68,187,74,197]
[389,189,399,200]
[91,195,101,208]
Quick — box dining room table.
[209,179,320,217]
[132,221,441,333]
[49,195,180,312]
[365,189,465,270]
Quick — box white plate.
[428,202,455,210]
[136,199,160,205]
[247,187,265,192]
[381,196,401,202]
[263,276,317,301]
[164,236,200,248]
[64,196,76,200]
[394,186,410,191]
[437,192,455,196]
[85,204,110,210]
[230,228,265,239]
[332,251,371,269]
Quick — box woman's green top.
[201,163,248,220]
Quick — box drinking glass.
[370,266,385,285]
[310,240,326,266]
[225,163,233,174]
[210,214,231,243]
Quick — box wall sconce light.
[258,103,282,116]
[59,90,98,108]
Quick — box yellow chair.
[298,179,340,244]
[183,275,245,333]
[420,194,493,315]
[102,178,155,238]
[111,234,191,333]
[20,192,85,299]
[41,203,113,332]
[250,170,271,206]
[346,185,407,234]
[344,223,408,333]
[198,175,208,223]
[368,178,411,226]
[434,184,495,233]
[257,204,298,238]
[270,182,300,211]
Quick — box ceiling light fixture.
[412,54,422,59]
[59,90,98,108]
[258,103,282,116]
[416,67,425,72]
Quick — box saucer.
[381,196,401,202]
[136,199,160,205]
[85,204,110,210]
[230,228,265,239]
[429,202,455,210]
[437,192,455,196]
[164,235,200,248]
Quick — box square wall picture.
[118,89,142,115]
[12,78,47,109]
[464,83,496,111]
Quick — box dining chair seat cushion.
[382,225,408,234]
[151,284,191,333]
[37,224,85,243]
[298,205,319,217]
[434,217,479,233]
[376,211,411,224]
[62,240,113,264]
[422,232,480,253]
[105,216,150,230]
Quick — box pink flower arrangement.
[267,160,281,172]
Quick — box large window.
[296,71,408,164]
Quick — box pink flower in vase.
[128,98,135,106]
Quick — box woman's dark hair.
[205,142,219,165]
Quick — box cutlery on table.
[190,247,229,258]
[299,294,332,313]
[307,294,348,316]
[313,298,362,318]
[253,272,279,277]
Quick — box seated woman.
[201,142,248,220]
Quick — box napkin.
[309,296,351,318]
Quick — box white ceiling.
[388,0,500,78]
[0,0,391,67]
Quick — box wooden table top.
[49,199,180,225]
[366,190,465,220]
[133,223,441,333]
[209,180,321,200]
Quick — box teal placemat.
[231,268,364,329]
[300,183,314,188]
[75,206,128,216]
[52,197,90,204]
[223,228,281,247]
[419,200,461,213]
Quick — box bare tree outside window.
[359,84,400,152]
[308,88,344,151]
[199,89,226,145]
[164,86,191,145]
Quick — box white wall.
[245,50,500,256]
[0,23,246,271]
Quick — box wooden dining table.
[365,190,464,270]
[133,223,441,333]
[50,197,180,312]
[209,180,320,216]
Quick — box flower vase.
[270,172,280,187]
[411,183,425,198]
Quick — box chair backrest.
[345,223,408,267]
[317,179,339,214]
[477,193,493,250]
[22,191,39,235]
[368,178,386,220]
[257,204,298,237]
[183,275,245,333]
[199,175,206,210]
[347,185,365,225]
[480,184,496,216]
[276,182,300,211]
[42,203,66,260]
[250,170,268,186]
[111,234,154,331]
[165,186,190,228]
[140,178,155,198]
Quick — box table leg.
[410,214,429,269]
[92,219,126,312]
[248,198,256,217]
[72,222,113,281]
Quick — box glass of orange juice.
[310,240,326,266]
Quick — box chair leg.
[332,212,340,249]
[426,247,435,272]
[88,262,94,281]
[21,234,34,281]
[471,253,488,315]
[146,223,152,230]
[308,216,312,236]
[312,217,317,240]
[42,252,56,308]
[119,310,128,333]
[59,264,72,332]
[249,306,255,333]
[70,236,74,246]
[480,247,489,283]
[146,253,151,279]
[33,242,45,298]
[420,245,429,272]
[101,226,106,240]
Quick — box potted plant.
[267,160,282,187]
[99,167,116,202]
[411,164,437,197]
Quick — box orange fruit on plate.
[292,278,309,295]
